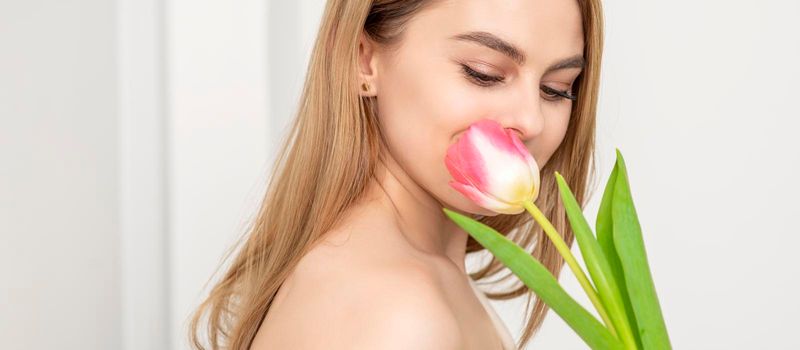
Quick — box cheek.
[375,60,496,212]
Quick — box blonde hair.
[188,0,604,349]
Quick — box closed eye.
[460,64,504,86]
[541,85,577,101]
[460,64,577,102]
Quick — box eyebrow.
[449,31,585,73]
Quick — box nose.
[499,87,545,142]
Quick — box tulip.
[444,126,670,348]
[445,118,618,339]
[444,119,541,215]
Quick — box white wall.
[0,1,121,349]
[1,0,798,349]
[165,0,269,349]
[118,0,169,348]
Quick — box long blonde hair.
[188,0,604,349]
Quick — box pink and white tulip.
[445,119,541,215]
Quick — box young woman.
[189,0,604,349]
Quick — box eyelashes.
[460,64,505,86]
[541,85,578,101]
[459,64,577,101]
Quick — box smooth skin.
[251,0,585,348]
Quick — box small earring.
[361,82,369,92]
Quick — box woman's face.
[362,0,585,216]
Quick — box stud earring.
[361,82,369,92]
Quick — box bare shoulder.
[250,233,463,350]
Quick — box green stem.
[523,200,619,338]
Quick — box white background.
[1,0,798,349]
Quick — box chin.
[444,197,499,217]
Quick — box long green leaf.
[555,172,637,349]
[443,208,624,350]
[611,149,672,348]
[597,155,643,348]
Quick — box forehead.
[402,0,584,65]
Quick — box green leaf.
[597,155,643,349]
[611,149,672,349]
[443,208,624,350]
[555,172,637,349]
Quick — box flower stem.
[522,200,619,338]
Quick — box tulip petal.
[445,118,540,212]
[504,128,534,185]
[469,129,533,203]
[471,119,520,155]
[454,133,491,190]
[506,128,541,201]
[445,140,477,188]
[448,181,524,215]
[447,141,523,215]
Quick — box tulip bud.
[445,119,540,214]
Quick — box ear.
[357,31,379,97]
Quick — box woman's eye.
[541,85,577,102]
[460,64,504,87]
[459,63,577,102]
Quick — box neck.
[364,155,472,272]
